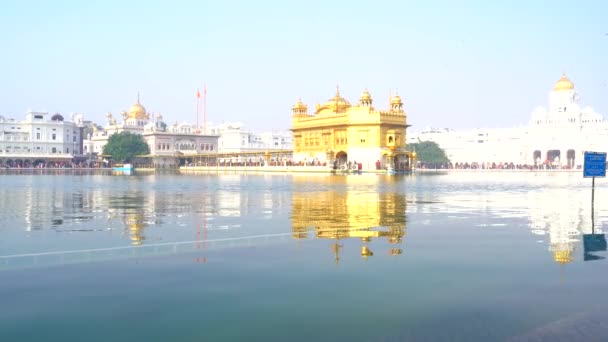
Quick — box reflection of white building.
[208,121,292,153]
[83,95,219,168]
[410,73,607,167]
[529,188,606,264]
[0,111,84,166]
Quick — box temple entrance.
[533,150,541,166]
[546,150,561,168]
[567,149,575,168]
[335,151,348,170]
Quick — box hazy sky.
[2,0,607,132]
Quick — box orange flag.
[197,88,201,99]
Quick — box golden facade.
[290,175,406,263]
[291,87,415,171]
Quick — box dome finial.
[335,85,340,97]
[137,92,140,104]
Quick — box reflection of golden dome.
[390,248,402,255]
[553,73,574,91]
[553,250,573,264]
[360,245,373,258]
[128,95,148,120]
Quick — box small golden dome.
[128,95,148,120]
[553,73,574,91]
[292,98,308,112]
[391,95,403,105]
[316,86,351,114]
[360,245,373,258]
[360,89,372,101]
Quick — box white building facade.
[83,96,219,168]
[208,122,293,153]
[0,111,84,167]
[410,74,607,168]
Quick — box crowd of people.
[418,161,582,170]
[0,160,104,169]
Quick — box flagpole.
[196,88,200,134]
[203,84,207,135]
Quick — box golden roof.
[316,86,351,114]
[553,73,574,91]
[128,95,148,120]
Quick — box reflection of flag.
[197,89,201,99]
[204,84,207,95]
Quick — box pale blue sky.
[1,0,607,131]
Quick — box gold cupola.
[292,98,308,114]
[315,86,352,114]
[360,89,372,106]
[553,73,575,91]
[391,94,403,105]
[128,94,149,120]
[390,93,403,112]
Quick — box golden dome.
[316,86,351,114]
[360,89,372,101]
[391,94,403,105]
[553,73,574,91]
[292,98,308,112]
[128,95,148,120]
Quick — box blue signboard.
[584,151,607,178]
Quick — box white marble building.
[0,111,84,166]
[409,73,607,168]
[208,121,292,153]
[83,95,219,168]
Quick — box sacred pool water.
[1,171,607,341]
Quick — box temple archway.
[533,150,541,165]
[335,151,348,168]
[567,149,575,168]
[546,150,561,167]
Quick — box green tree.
[406,140,450,164]
[103,132,150,163]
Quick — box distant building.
[83,95,219,168]
[291,87,414,170]
[208,121,292,153]
[409,73,607,168]
[0,111,84,167]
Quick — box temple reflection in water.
[528,188,608,264]
[290,175,407,263]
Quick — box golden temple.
[291,87,415,171]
